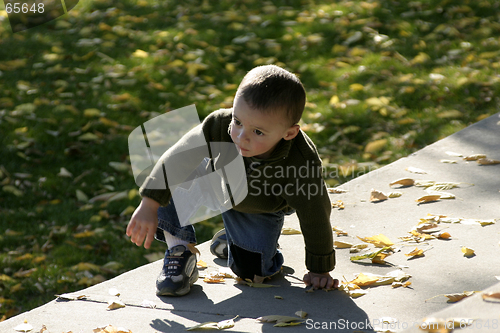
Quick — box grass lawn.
[1,0,499,320]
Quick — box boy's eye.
[254,129,263,136]
[233,118,241,126]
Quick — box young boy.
[126,65,338,296]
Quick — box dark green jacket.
[140,109,335,273]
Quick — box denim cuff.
[305,248,336,273]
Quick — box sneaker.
[156,245,199,296]
[210,229,228,260]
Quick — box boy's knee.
[229,244,262,280]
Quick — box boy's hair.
[236,65,306,126]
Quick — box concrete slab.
[1,113,499,333]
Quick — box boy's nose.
[238,129,249,141]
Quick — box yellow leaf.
[388,191,403,198]
[349,83,364,91]
[370,189,388,202]
[364,139,387,154]
[410,52,430,65]
[334,241,353,249]
[461,247,475,257]
[281,227,301,235]
[329,95,339,106]
[83,108,101,117]
[437,110,462,119]
[416,195,441,203]
[477,158,500,165]
[332,226,348,236]
[327,187,348,194]
[203,276,225,283]
[437,232,451,239]
[463,154,486,161]
[349,273,381,287]
[357,234,394,248]
[389,178,415,187]
[405,247,425,259]
[132,49,149,58]
[196,260,208,269]
[331,200,345,209]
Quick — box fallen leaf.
[357,234,394,247]
[281,227,301,235]
[389,178,415,187]
[482,291,500,303]
[370,189,388,202]
[463,154,486,161]
[334,241,353,249]
[445,291,476,303]
[196,260,208,269]
[461,247,475,257]
[274,295,283,299]
[257,315,303,324]
[388,191,403,198]
[405,248,425,259]
[350,247,392,261]
[440,159,457,164]
[327,187,348,193]
[107,299,126,310]
[295,310,308,318]
[332,226,348,236]
[477,158,500,165]
[273,321,304,327]
[437,232,451,239]
[416,195,441,203]
[406,166,427,174]
[217,316,238,330]
[332,200,345,209]
[203,276,225,283]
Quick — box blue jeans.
[156,199,290,278]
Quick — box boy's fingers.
[126,219,135,236]
[303,273,311,286]
[144,229,155,249]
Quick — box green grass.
[1,0,500,320]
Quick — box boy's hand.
[126,197,160,249]
[303,271,339,290]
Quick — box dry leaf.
[406,166,427,174]
[327,187,348,193]
[477,158,500,165]
[445,291,476,303]
[332,200,345,209]
[197,260,208,269]
[463,154,486,161]
[217,316,238,330]
[350,247,392,262]
[439,159,457,164]
[332,226,348,236]
[203,276,225,283]
[461,247,475,257]
[357,234,394,247]
[258,315,303,324]
[281,227,301,235]
[295,310,308,318]
[388,191,403,198]
[107,299,126,310]
[389,178,415,187]
[273,321,304,327]
[274,295,283,299]
[185,321,218,330]
[482,291,500,303]
[416,195,441,203]
[370,189,388,202]
[405,248,425,259]
[437,232,451,239]
[445,151,463,157]
[334,241,353,249]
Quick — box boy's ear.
[284,124,300,141]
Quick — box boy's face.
[230,96,299,159]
